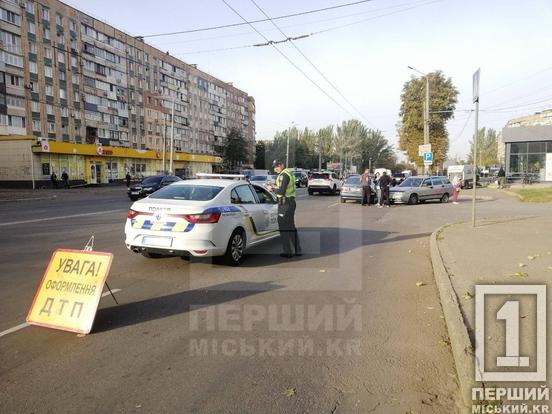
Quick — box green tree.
[254,141,266,169]
[222,128,248,170]
[398,71,458,169]
[316,125,334,169]
[467,127,499,167]
[355,128,395,170]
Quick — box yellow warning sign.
[27,249,113,334]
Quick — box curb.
[430,224,473,410]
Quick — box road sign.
[473,68,480,103]
[423,152,433,165]
[27,249,113,334]
[418,144,431,156]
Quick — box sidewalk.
[431,216,552,410]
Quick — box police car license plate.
[131,191,140,195]
[142,236,172,247]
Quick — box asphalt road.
[1,185,548,413]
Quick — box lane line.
[0,209,127,227]
[0,288,121,338]
[327,202,339,208]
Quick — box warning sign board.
[27,249,113,334]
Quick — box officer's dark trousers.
[278,197,301,255]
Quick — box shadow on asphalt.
[94,281,283,333]
[233,227,432,267]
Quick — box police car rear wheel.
[223,229,245,265]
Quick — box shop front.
[503,125,552,182]
[0,135,222,187]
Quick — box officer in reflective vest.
[268,160,302,258]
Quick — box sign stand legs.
[83,235,118,305]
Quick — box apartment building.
[0,0,255,185]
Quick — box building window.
[31,100,39,112]
[71,55,77,67]
[32,119,41,131]
[43,27,50,40]
[59,70,66,81]
[0,114,25,128]
[55,13,61,25]
[57,50,64,63]
[44,46,51,58]
[60,88,67,99]
[44,66,53,78]
[41,6,49,21]
[48,122,55,132]
[28,21,35,34]
[46,104,53,115]
[45,84,53,96]
[69,20,76,32]
[0,8,20,26]
[26,1,34,14]
[28,40,36,54]
[6,95,25,108]
[73,91,79,102]
[9,74,21,86]
[29,61,37,73]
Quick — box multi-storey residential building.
[0,0,255,186]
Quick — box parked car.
[340,175,377,204]
[128,175,182,200]
[293,171,308,187]
[389,176,453,205]
[125,178,280,265]
[249,174,275,188]
[308,171,342,195]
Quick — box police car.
[124,175,279,265]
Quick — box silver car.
[389,176,453,205]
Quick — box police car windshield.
[141,176,163,185]
[149,185,223,201]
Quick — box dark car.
[128,175,182,200]
[293,171,308,187]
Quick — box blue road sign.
[423,152,433,162]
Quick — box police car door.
[231,185,267,235]
[251,184,278,232]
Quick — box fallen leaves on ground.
[463,291,473,300]
[283,388,296,397]
[416,281,425,287]
[528,255,539,260]
[518,263,527,268]
[509,272,528,278]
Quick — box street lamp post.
[408,66,430,175]
[286,121,294,168]
[169,96,175,174]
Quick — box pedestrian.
[374,172,381,206]
[452,175,461,204]
[497,166,506,189]
[267,160,302,258]
[360,168,371,206]
[379,171,392,208]
[126,172,131,188]
[50,171,58,189]
[61,170,69,189]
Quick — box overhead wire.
[219,0,358,121]
[247,0,378,129]
[140,0,378,38]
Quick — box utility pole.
[369,157,372,173]
[472,69,481,228]
[162,116,166,173]
[318,134,322,171]
[169,96,175,174]
[286,121,294,168]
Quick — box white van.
[447,165,474,189]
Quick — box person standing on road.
[126,172,131,188]
[497,167,506,189]
[61,170,69,189]
[361,168,371,206]
[374,172,381,206]
[379,171,392,208]
[50,171,58,189]
[451,175,461,204]
[267,160,302,258]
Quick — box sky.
[66,0,552,161]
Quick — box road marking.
[0,289,121,338]
[327,202,339,208]
[0,209,126,227]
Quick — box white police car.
[124,176,279,265]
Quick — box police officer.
[267,160,302,258]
